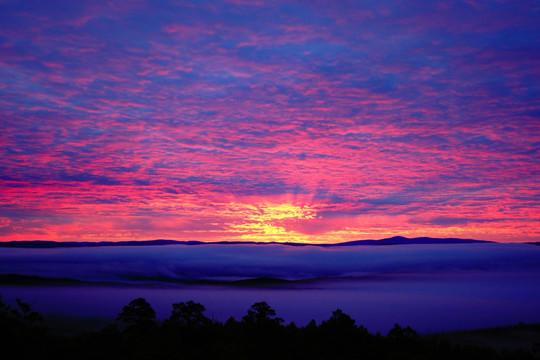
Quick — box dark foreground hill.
[0,236,493,248]
[1,296,538,360]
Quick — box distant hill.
[333,236,493,246]
[0,239,206,248]
[0,236,494,248]
[0,273,89,286]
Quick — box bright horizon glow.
[0,0,539,243]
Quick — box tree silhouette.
[242,301,283,325]
[387,323,419,339]
[0,295,16,335]
[0,295,10,319]
[166,300,210,327]
[11,298,43,327]
[116,298,156,331]
[318,308,368,359]
[321,308,356,331]
[0,296,530,360]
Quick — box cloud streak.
[0,0,539,242]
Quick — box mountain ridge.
[0,236,494,248]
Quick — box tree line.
[0,296,536,360]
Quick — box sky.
[0,0,539,243]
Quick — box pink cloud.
[0,0,538,243]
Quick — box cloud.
[1,243,539,283]
[0,0,539,243]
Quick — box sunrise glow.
[0,0,539,243]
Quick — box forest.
[1,296,538,360]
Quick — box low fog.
[1,243,539,284]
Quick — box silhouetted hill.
[0,236,494,248]
[0,273,328,287]
[1,294,537,360]
[334,236,493,246]
[428,322,540,353]
[0,273,90,286]
[0,239,204,248]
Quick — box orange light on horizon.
[227,201,318,243]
